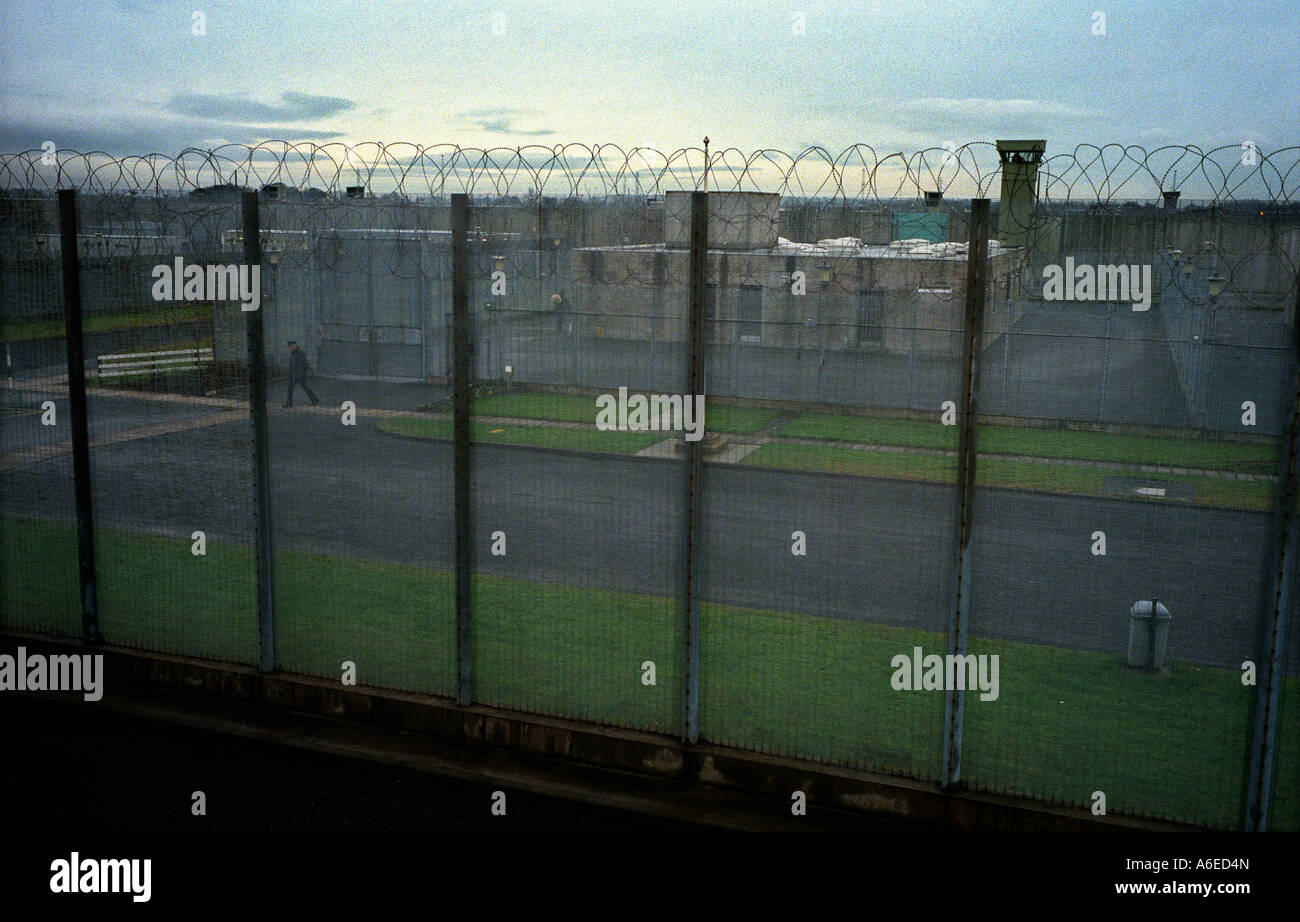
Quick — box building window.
[857,288,885,347]
[703,283,718,341]
[585,249,604,282]
[738,285,762,342]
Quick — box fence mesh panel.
[465,197,685,732]
[961,200,1295,828]
[694,223,966,775]
[78,195,258,662]
[259,198,457,695]
[0,196,80,637]
[1271,521,1300,830]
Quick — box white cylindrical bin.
[1126,600,1172,670]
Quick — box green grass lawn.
[742,443,1275,512]
[3,513,1294,829]
[458,392,777,435]
[0,305,212,342]
[745,443,959,483]
[782,414,961,451]
[382,412,1274,512]
[700,404,777,434]
[470,392,596,424]
[781,412,1278,474]
[378,415,665,453]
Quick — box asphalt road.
[1,395,1295,672]
[1,392,213,446]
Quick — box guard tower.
[995,139,1046,248]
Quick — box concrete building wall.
[664,191,781,250]
[570,247,1024,355]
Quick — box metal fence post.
[57,190,100,644]
[241,192,276,673]
[452,193,474,706]
[941,198,990,789]
[1000,295,1011,416]
[651,251,664,388]
[1245,270,1300,830]
[682,190,708,743]
[907,298,917,410]
[1099,302,1113,421]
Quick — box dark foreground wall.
[1,628,1195,832]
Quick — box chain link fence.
[2,141,1298,828]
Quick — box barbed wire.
[2,142,1298,204]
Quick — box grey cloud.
[0,118,344,157]
[456,107,525,119]
[897,98,1101,121]
[479,120,553,136]
[166,92,356,123]
[455,107,553,137]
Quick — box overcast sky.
[1,0,1295,194]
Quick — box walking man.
[551,291,571,334]
[283,340,318,407]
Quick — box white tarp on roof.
[771,236,1006,258]
[816,236,864,254]
[886,238,1005,257]
[887,239,962,256]
[775,236,827,255]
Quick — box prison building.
[568,190,1028,356]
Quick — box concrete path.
[0,378,1276,486]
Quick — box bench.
[97,347,214,379]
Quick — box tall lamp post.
[1205,239,1224,300]
[493,254,506,379]
[266,249,279,377]
[1206,240,1225,429]
[817,262,831,368]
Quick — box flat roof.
[575,237,1014,260]
[995,139,1047,152]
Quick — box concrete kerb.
[372,420,1271,515]
[373,410,1275,483]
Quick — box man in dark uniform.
[551,291,570,334]
[283,340,318,407]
